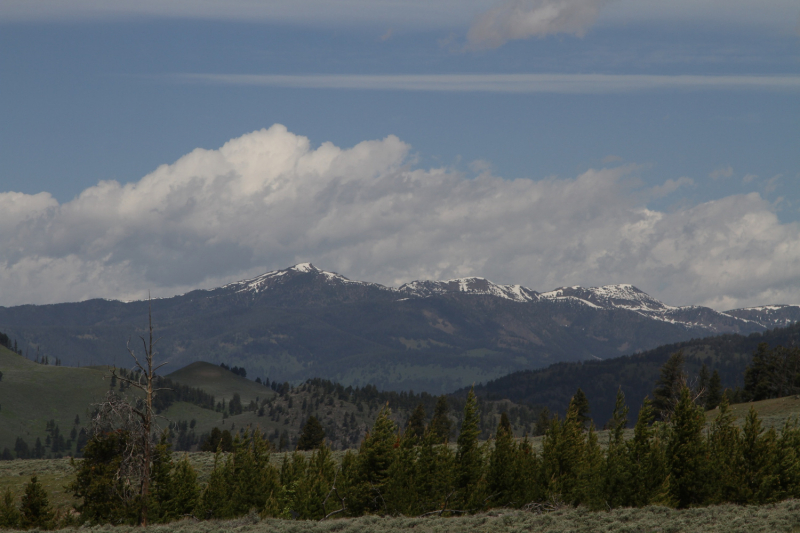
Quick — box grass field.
[14,499,800,533]
[0,346,111,454]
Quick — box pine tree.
[405,404,427,443]
[625,398,662,507]
[0,489,20,529]
[293,444,338,519]
[412,427,455,516]
[19,476,54,529]
[510,435,542,506]
[297,416,326,451]
[697,364,710,404]
[69,430,136,524]
[487,411,516,506]
[169,454,200,519]
[653,351,686,421]
[351,405,398,514]
[197,451,231,519]
[542,397,586,504]
[775,417,800,499]
[604,388,631,508]
[666,387,707,508]
[534,407,550,436]
[743,343,774,401]
[707,395,741,503]
[455,388,485,511]
[739,406,780,503]
[705,370,723,410]
[572,388,591,429]
[428,396,452,444]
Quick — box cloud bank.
[1,124,798,310]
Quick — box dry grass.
[32,500,800,533]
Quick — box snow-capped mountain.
[725,305,800,330]
[399,278,539,303]
[3,263,798,394]
[222,264,798,334]
[224,263,386,294]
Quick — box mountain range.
[1,263,798,393]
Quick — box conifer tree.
[19,476,54,529]
[281,444,336,519]
[405,404,427,443]
[511,435,542,506]
[666,387,707,508]
[705,370,723,410]
[69,430,136,524]
[297,416,326,451]
[707,394,741,504]
[428,396,452,444]
[487,411,516,506]
[455,388,485,511]
[604,388,631,508]
[739,406,780,503]
[149,432,176,523]
[775,417,800,499]
[168,455,200,520]
[542,397,586,504]
[0,489,20,529]
[412,427,455,516]
[197,452,230,519]
[534,407,550,436]
[227,429,278,517]
[580,424,605,510]
[744,343,775,401]
[653,351,686,420]
[572,388,591,429]
[697,363,710,403]
[625,398,660,507]
[351,405,398,514]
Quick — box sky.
[1,0,799,310]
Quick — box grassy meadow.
[15,500,800,533]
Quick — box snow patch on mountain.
[398,277,539,303]
[224,263,389,295]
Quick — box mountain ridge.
[0,263,797,393]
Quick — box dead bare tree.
[95,295,168,527]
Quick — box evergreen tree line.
[475,322,800,425]
[3,416,89,461]
[4,383,800,528]
[0,331,23,356]
[112,368,216,413]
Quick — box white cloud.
[709,165,734,180]
[1,124,799,310]
[171,73,800,94]
[468,0,609,49]
[650,177,694,198]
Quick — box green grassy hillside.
[0,346,111,454]
[166,361,271,404]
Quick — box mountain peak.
[399,277,539,303]
[290,263,318,273]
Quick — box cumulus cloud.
[650,177,694,198]
[467,0,609,49]
[1,124,799,310]
[709,165,734,180]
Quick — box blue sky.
[1,0,799,309]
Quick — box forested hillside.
[0,346,538,458]
[470,322,800,425]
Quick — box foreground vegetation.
[9,500,800,533]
